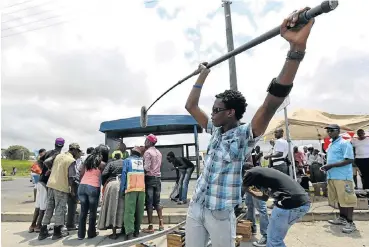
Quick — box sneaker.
[253,236,267,247]
[328,217,347,225]
[342,222,357,234]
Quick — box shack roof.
[99,114,203,138]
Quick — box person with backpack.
[38,142,82,240]
[29,138,64,233]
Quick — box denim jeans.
[267,203,310,247]
[145,176,161,210]
[186,201,236,247]
[178,167,194,201]
[245,192,269,237]
[77,184,100,239]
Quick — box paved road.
[2,221,368,247]
[1,177,34,196]
[1,177,35,211]
[1,178,197,212]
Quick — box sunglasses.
[212,107,229,114]
[326,129,338,133]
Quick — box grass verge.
[1,159,33,177]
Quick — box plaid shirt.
[191,121,259,210]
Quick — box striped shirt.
[191,121,259,210]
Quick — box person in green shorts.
[121,146,146,240]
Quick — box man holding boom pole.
[184,7,314,247]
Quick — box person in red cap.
[142,134,164,233]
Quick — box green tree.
[5,145,32,160]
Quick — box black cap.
[324,124,340,130]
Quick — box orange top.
[31,162,42,174]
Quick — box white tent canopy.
[264,109,369,140]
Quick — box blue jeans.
[245,192,269,237]
[267,203,310,247]
[178,167,194,201]
[77,184,100,239]
[31,173,40,184]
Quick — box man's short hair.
[215,90,247,120]
[167,151,175,158]
[275,128,284,133]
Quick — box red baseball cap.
[146,134,157,144]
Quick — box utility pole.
[222,0,238,91]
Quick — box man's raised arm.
[185,63,211,129]
[252,8,314,137]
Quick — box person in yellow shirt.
[38,143,82,241]
[112,141,129,160]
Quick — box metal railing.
[99,212,246,247]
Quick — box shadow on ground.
[13,229,106,246]
[322,223,363,239]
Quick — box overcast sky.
[2,0,369,152]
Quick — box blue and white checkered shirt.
[191,121,259,210]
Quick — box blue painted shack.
[99,114,203,179]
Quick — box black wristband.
[287,50,305,61]
[266,78,293,98]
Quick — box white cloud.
[1,0,369,152]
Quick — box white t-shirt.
[272,138,289,166]
[306,152,316,165]
[352,137,369,159]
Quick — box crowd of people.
[28,134,167,241]
[25,9,369,247]
[242,125,367,247]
